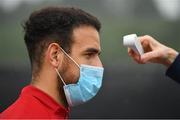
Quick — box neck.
[31,68,68,108]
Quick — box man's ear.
[46,43,64,68]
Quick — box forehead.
[71,26,101,51]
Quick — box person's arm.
[166,53,180,81]
[128,35,179,80]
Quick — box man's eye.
[85,53,95,57]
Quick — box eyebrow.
[84,48,101,55]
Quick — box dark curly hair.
[23,6,101,74]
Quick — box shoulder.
[0,94,49,119]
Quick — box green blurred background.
[1,0,180,65]
[1,0,180,118]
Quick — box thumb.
[141,51,158,63]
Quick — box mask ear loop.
[60,47,80,69]
[55,47,80,86]
[55,68,66,86]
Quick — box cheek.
[62,59,80,84]
[69,67,80,84]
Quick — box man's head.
[23,6,102,84]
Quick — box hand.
[128,35,178,67]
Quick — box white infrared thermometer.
[123,34,144,55]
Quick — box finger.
[128,48,138,58]
[139,35,160,47]
[138,35,153,42]
[128,48,134,56]
[138,35,157,53]
[133,56,144,64]
[141,51,158,63]
[128,48,142,63]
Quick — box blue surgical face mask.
[55,48,104,107]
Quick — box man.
[128,35,180,81]
[1,6,104,119]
